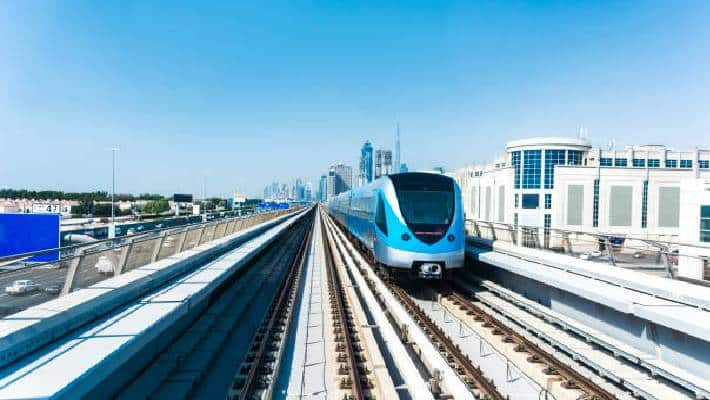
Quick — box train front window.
[397,190,453,225]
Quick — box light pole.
[110,147,119,238]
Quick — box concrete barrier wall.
[477,262,710,384]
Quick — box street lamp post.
[109,147,119,238]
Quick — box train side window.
[375,195,388,235]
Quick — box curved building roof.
[506,137,591,151]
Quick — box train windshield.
[397,190,453,225]
[390,173,455,244]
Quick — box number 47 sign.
[32,203,60,214]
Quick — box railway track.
[323,211,506,400]
[321,216,372,400]
[228,216,313,400]
[385,280,507,400]
[443,286,617,400]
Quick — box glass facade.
[680,159,693,168]
[593,179,600,227]
[522,150,541,189]
[512,151,521,189]
[632,158,646,167]
[700,160,710,169]
[544,193,551,209]
[544,214,551,249]
[600,157,613,166]
[648,159,660,168]
[665,159,677,168]
[544,150,565,189]
[567,150,583,166]
[614,158,628,167]
[702,206,710,242]
[521,194,539,209]
[641,180,648,228]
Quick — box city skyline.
[2,2,710,197]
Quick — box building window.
[498,186,506,223]
[700,160,710,169]
[648,159,660,168]
[512,151,521,189]
[513,213,519,227]
[641,180,648,228]
[567,150,583,166]
[567,185,584,226]
[544,150,565,189]
[701,206,710,242]
[522,194,539,209]
[665,159,677,168]
[614,158,628,167]
[514,193,519,208]
[544,214,551,249]
[600,157,613,166]
[658,187,680,227]
[544,193,552,209]
[593,179,600,227]
[522,150,542,189]
[680,159,693,168]
[632,158,646,168]
[609,186,633,227]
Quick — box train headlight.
[447,234,455,242]
[401,233,411,241]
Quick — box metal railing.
[465,219,710,281]
[0,208,300,316]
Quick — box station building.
[454,137,710,279]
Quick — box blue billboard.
[0,213,61,262]
[256,201,290,212]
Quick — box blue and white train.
[327,172,465,279]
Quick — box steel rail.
[321,215,367,400]
[325,214,506,400]
[230,215,313,400]
[446,288,616,400]
[386,282,507,400]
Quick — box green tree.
[143,199,171,214]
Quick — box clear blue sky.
[1,1,709,197]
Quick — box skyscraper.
[326,168,336,200]
[333,163,352,194]
[359,140,373,186]
[374,149,393,178]
[318,174,327,201]
[395,123,401,174]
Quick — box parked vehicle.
[5,280,40,295]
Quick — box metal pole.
[111,148,116,224]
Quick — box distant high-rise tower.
[333,163,352,194]
[318,174,327,201]
[374,149,393,178]
[359,141,373,186]
[395,123,401,174]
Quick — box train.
[327,172,465,279]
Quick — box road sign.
[173,193,193,203]
[0,213,61,262]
